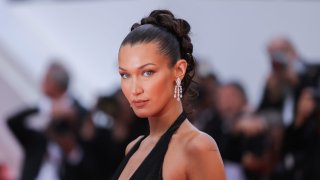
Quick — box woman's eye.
[143,71,154,77]
[120,73,129,79]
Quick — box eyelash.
[119,70,155,79]
[120,73,129,79]
[143,70,155,77]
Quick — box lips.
[132,99,149,108]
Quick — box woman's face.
[118,42,176,118]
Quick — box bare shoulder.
[186,131,219,154]
[183,128,226,180]
[125,135,144,155]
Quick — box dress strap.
[111,111,187,180]
[130,111,187,180]
[111,135,146,180]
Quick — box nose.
[131,78,144,96]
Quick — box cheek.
[147,74,173,100]
[121,80,131,101]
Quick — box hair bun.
[176,19,190,37]
[150,9,174,18]
[138,10,191,40]
[131,23,141,31]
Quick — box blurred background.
[0,0,320,179]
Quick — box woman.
[112,9,225,180]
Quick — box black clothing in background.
[7,108,46,180]
[282,116,320,180]
[258,63,320,114]
[6,98,90,180]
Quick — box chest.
[118,145,152,180]
[163,144,188,180]
[119,138,187,180]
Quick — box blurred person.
[256,110,285,180]
[216,82,268,180]
[258,36,320,126]
[235,115,272,180]
[190,73,224,148]
[281,87,320,180]
[112,10,225,180]
[217,82,252,126]
[6,61,90,180]
[79,90,148,179]
[111,90,148,146]
[191,72,220,125]
[216,82,250,180]
[77,96,117,180]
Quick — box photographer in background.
[216,82,269,180]
[6,61,90,180]
[282,87,320,180]
[258,36,320,126]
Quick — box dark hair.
[121,9,195,95]
[47,61,70,91]
[224,81,248,103]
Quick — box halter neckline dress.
[111,111,187,180]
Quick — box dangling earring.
[174,77,183,101]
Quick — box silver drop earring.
[174,77,183,101]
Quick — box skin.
[216,85,247,121]
[266,37,300,88]
[118,42,226,180]
[267,37,298,64]
[41,69,65,99]
[294,88,316,128]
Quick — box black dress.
[111,111,187,180]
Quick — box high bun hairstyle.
[121,9,196,96]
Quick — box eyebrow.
[119,63,156,71]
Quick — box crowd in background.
[1,36,320,180]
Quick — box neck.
[147,99,183,141]
[51,91,66,100]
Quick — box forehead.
[267,39,289,52]
[219,85,239,96]
[118,42,170,69]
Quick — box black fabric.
[111,111,187,180]
[7,107,47,180]
[281,116,320,180]
[6,97,89,180]
[258,63,320,114]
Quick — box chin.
[132,109,152,118]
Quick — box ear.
[173,59,188,80]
